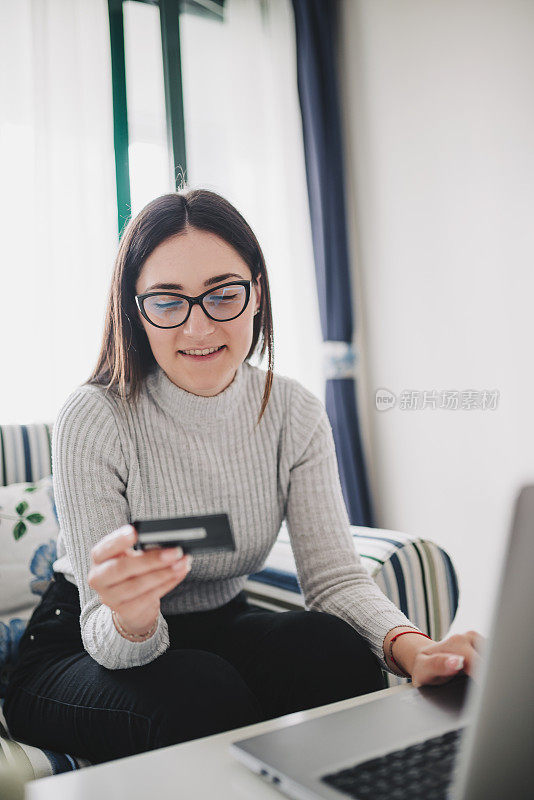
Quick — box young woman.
[4,190,482,765]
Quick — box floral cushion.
[0,475,58,696]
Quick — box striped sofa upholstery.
[0,423,459,780]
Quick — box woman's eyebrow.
[145,273,244,292]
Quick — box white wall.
[338,0,534,637]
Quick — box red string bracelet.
[389,630,432,678]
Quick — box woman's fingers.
[423,633,478,665]
[102,556,191,609]
[90,524,137,565]
[412,653,460,688]
[112,562,190,613]
[431,652,466,680]
[412,631,483,688]
[89,538,184,591]
[465,629,485,653]
[101,546,184,588]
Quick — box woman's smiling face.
[135,226,261,396]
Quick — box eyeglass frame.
[134,280,253,330]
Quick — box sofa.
[0,422,459,780]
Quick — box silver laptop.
[230,486,534,800]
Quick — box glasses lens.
[143,294,189,327]
[203,284,247,320]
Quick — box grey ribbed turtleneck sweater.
[51,361,417,671]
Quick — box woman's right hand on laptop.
[88,524,192,638]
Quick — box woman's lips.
[178,345,226,361]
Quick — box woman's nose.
[182,302,216,335]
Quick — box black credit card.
[132,512,236,555]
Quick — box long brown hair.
[86,189,274,425]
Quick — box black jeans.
[3,571,386,765]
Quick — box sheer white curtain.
[180,0,323,400]
[0,0,117,424]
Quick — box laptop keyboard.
[320,727,464,800]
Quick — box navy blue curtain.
[291,0,374,526]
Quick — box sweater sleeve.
[284,382,421,673]
[52,387,170,669]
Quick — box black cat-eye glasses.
[135,280,252,329]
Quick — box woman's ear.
[253,277,262,315]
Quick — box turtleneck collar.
[145,361,248,426]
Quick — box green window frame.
[107,0,225,237]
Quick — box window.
[123,1,170,216]
[108,0,322,395]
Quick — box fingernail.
[186,555,193,572]
[161,547,183,560]
[446,656,464,670]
